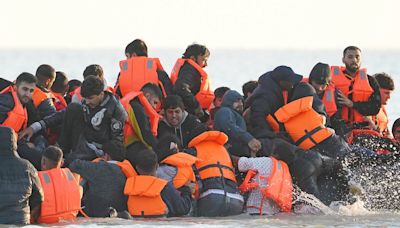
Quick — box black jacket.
[0,127,44,224]
[173,62,202,114]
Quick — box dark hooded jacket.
[214,90,254,146]
[0,126,44,224]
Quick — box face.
[165,107,184,126]
[379,88,392,105]
[15,82,35,104]
[232,99,244,113]
[145,93,161,110]
[214,97,223,107]
[342,49,361,73]
[394,127,400,143]
[195,54,209,68]
[311,80,329,95]
[83,92,104,108]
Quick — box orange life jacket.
[302,77,338,117]
[373,106,389,137]
[0,86,27,133]
[188,131,237,183]
[117,159,138,178]
[266,96,333,150]
[32,86,55,109]
[120,91,159,146]
[118,57,166,98]
[331,66,374,124]
[51,92,67,111]
[239,157,292,214]
[170,58,215,109]
[161,152,198,189]
[38,168,81,224]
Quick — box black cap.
[309,62,331,85]
[271,66,303,85]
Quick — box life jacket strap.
[294,126,323,147]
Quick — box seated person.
[64,79,81,104]
[50,71,69,111]
[393,118,400,144]
[208,86,230,129]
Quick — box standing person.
[0,126,44,225]
[171,44,214,120]
[32,64,57,119]
[330,46,381,130]
[214,90,261,157]
[115,39,172,98]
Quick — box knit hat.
[309,62,331,85]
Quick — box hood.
[0,126,18,157]
[221,90,243,108]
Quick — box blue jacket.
[214,90,254,145]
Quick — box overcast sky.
[1,0,399,50]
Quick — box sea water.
[1,48,400,227]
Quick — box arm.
[173,65,201,113]
[161,182,192,217]
[28,164,44,215]
[130,100,158,147]
[157,70,173,96]
[215,108,254,144]
[37,98,57,119]
[69,159,101,182]
[110,98,127,144]
[249,96,276,139]
[0,93,14,124]
[352,75,381,116]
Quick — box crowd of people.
[0,41,399,224]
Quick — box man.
[242,80,258,101]
[115,39,172,98]
[158,95,207,148]
[214,90,261,157]
[208,86,230,129]
[331,46,381,130]
[0,126,44,224]
[32,64,57,119]
[171,44,214,119]
[50,71,69,111]
[36,146,81,224]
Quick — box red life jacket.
[0,86,27,133]
[120,91,159,146]
[170,58,215,109]
[331,66,374,124]
[51,92,67,111]
[161,152,198,189]
[37,168,81,224]
[239,157,292,214]
[118,57,167,98]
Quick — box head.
[374,72,394,105]
[141,83,162,109]
[213,87,230,107]
[342,46,362,74]
[271,65,302,91]
[102,140,126,162]
[67,79,82,94]
[41,146,63,170]
[83,64,104,80]
[125,39,148,58]
[242,80,258,99]
[35,64,56,89]
[163,95,185,127]
[134,149,159,176]
[182,43,210,68]
[51,71,69,94]
[81,75,105,108]
[309,62,332,95]
[14,72,37,104]
[221,90,244,113]
[154,134,182,162]
[392,118,400,143]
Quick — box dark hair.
[80,75,104,98]
[43,145,63,163]
[51,71,69,93]
[392,118,400,136]
[67,79,82,94]
[83,64,104,79]
[182,43,210,59]
[134,149,158,174]
[102,140,126,161]
[154,134,182,162]
[374,72,394,90]
[343,46,361,56]
[242,81,258,98]
[16,72,37,86]
[141,83,162,100]
[125,39,148,57]
[214,87,230,99]
[125,142,148,168]
[35,64,56,81]
[163,95,185,111]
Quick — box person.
[171,44,214,119]
[0,126,44,224]
[50,71,69,111]
[64,79,81,104]
[20,76,127,162]
[157,95,207,148]
[68,140,128,217]
[121,83,161,151]
[392,118,400,144]
[186,130,244,217]
[32,64,57,119]
[119,148,192,217]
[330,46,381,130]
[208,86,230,129]
[242,80,258,101]
[214,90,261,157]
[115,39,173,98]
[0,77,13,91]
[36,146,81,224]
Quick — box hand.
[18,127,35,141]
[185,182,196,194]
[194,106,204,118]
[337,91,354,108]
[248,138,262,153]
